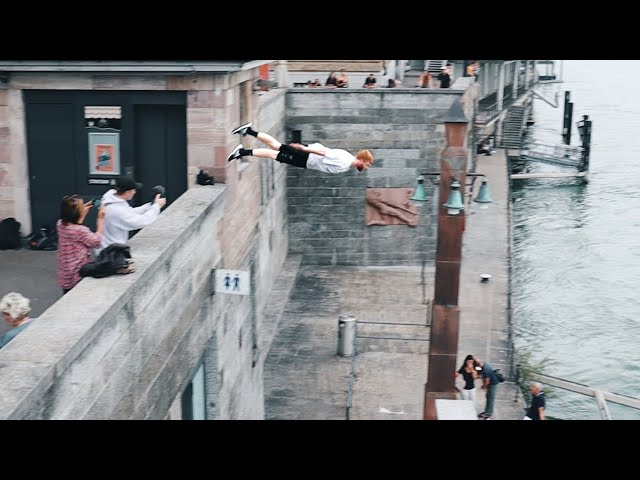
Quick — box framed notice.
[88,132,120,175]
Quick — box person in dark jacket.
[438,63,453,88]
[524,382,546,420]
[475,358,500,419]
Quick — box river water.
[512,60,640,420]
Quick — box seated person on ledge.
[363,73,377,88]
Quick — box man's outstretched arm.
[289,143,327,156]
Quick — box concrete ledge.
[0,185,227,419]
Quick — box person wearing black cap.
[97,176,166,252]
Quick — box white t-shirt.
[305,143,355,174]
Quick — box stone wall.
[284,87,471,266]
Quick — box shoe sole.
[231,122,252,135]
[227,144,243,162]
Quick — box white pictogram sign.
[215,269,250,296]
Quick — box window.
[181,362,206,420]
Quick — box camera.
[93,199,101,208]
[151,185,166,202]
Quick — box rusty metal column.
[423,99,470,420]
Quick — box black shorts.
[276,144,309,169]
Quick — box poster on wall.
[88,132,120,175]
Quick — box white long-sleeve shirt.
[98,189,161,250]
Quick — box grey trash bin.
[337,315,356,357]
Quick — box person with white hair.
[523,381,546,420]
[0,292,37,349]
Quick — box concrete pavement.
[262,148,527,420]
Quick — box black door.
[134,105,187,208]
[24,91,187,233]
[24,99,78,232]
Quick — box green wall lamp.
[443,179,465,215]
[473,178,493,204]
[410,175,428,201]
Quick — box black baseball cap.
[116,176,143,192]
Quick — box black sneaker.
[231,122,252,136]
[227,144,243,162]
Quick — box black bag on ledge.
[196,170,214,186]
[80,243,134,278]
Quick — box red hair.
[356,149,374,166]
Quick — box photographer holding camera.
[97,176,166,254]
[57,194,105,293]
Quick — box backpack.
[28,225,58,251]
[0,217,21,250]
[196,169,214,186]
[79,243,133,278]
[494,369,506,383]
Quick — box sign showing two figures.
[215,269,250,296]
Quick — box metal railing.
[345,324,359,420]
[514,367,640,420]
[476,85,525,124]
[344,315,431,420]
[521,142,584,168]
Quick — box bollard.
[337,315,356,357]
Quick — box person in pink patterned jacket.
[56,195,105,294]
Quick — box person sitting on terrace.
[325,72,338,88]
[417,70,432,88]
[337,70,349,88]
[363,73,377,88]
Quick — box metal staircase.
[500,105,527,149]
[425,60,447,74]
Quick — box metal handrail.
[345,324,359,420]
[515,368,640,419]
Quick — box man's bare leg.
[229,122,282,161]
[249,148,279,160]
[228,144,279,162]
[255,132,282,150]
[231,122,282,149]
